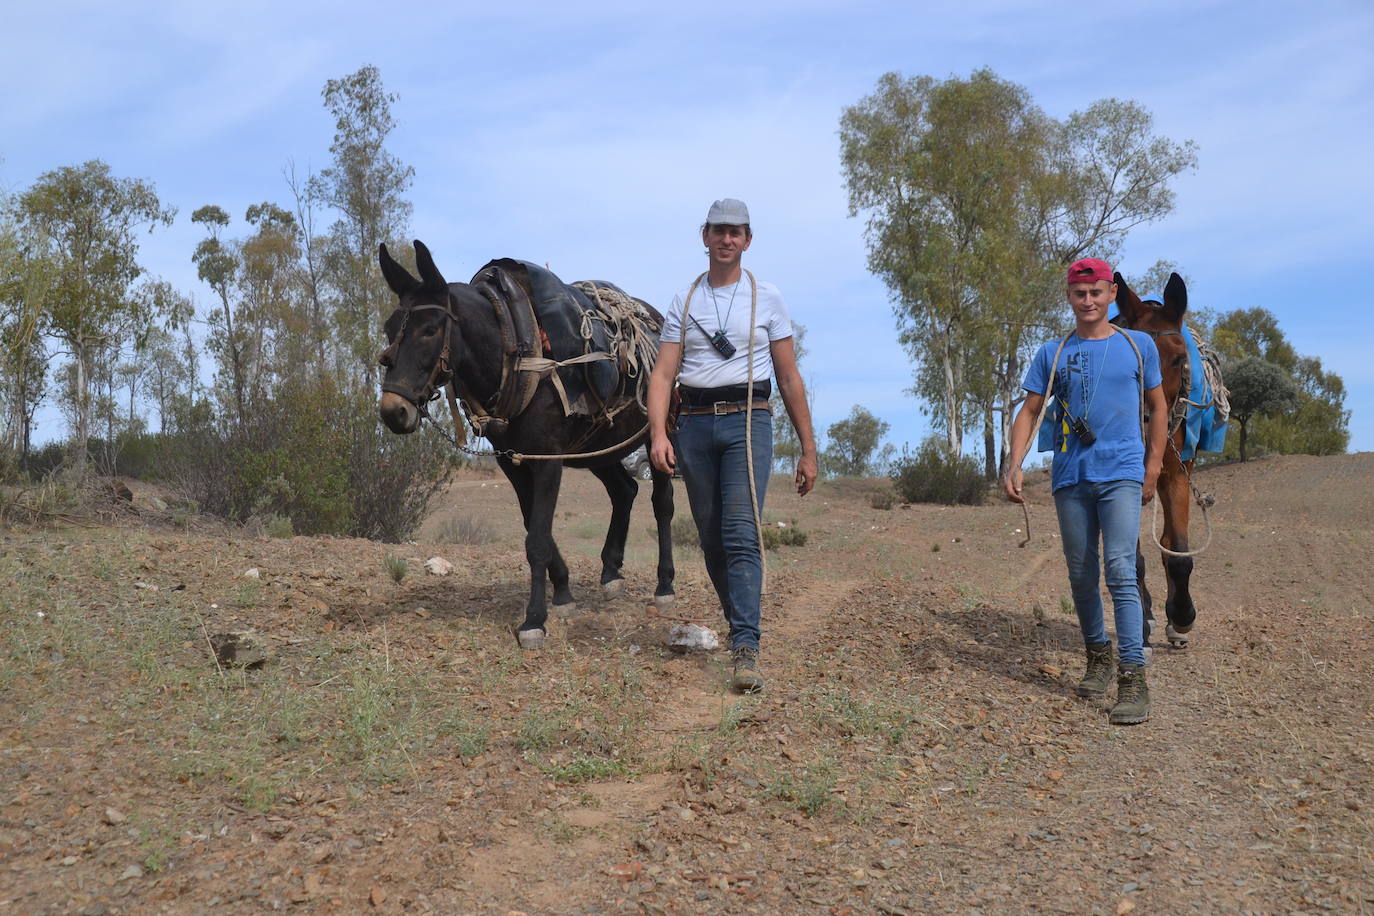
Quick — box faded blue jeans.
[1053,479,1146,667]
[675,409,773,652]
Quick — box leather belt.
[678,399,773,416]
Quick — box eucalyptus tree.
[192,205,249,426]
[0,214,52,471]
[842,70,1055,460]
[16,161,175,470]
[841,72,1197,471]
[310,64,414,388]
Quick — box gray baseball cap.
[705,198,750,226]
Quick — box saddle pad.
[1179,323,1229,461]
[476,259,620,416]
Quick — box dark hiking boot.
[1110,664,1151,725]
[1075,642,1114,698]
[731,647,765,694]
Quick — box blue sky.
[4,0,1371,453]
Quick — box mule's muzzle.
[380,391,421,434]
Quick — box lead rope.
[680,270,768,595]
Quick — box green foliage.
[840,70,1195,462]
[762,520,808,549]
[890,437,988,506]
[383,553,408,584]
[1212,307,1348,460]
[15,160,176,469]
[869,488,895,510]
[1226,357,1300,462]
[821,404,890,478]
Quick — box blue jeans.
[1053,479,1146,667]
[675,409,773,651]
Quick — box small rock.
[369,885,386,907]
[1116,900,1136,915]
[133,582,158,591]
[208,631,269,669]
[424,557,453,576]
[149,496,169,511]
[665,623,720,652]
[242,568,261,579]
[103,807,128,826]
[119,864,144,881]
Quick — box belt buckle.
[712,401,731,416]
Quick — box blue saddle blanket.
[1178,322,1228,461]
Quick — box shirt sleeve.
[660,292,684,344]
[766,285,793,341]
[1141,333,1163,389]
[1022,342,1052,396]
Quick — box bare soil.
[2,453,1371,914]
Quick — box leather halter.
[379,299,455,406]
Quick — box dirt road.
[1,453,1370,913]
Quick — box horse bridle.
[379,296,457,407]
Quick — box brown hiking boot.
[730,647,764,694]
[1075,642,1114,697]
[1110,664,1151,725]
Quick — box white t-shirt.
[660,272,794,388]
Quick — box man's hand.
[795,453,818,497]
[1142,468,1159,505]
[1003,468,1025,504]
[650,435,676,475]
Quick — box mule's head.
[378,239,455,434]
[1113,270,1190,405]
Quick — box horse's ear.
[413,240,447,291]
[1113,271,1144,326]
[379,243,420,296]
[1163,272,1188,322]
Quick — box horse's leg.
[589,462,637,597]
[1136,544,1153,648]
[499,458,572,647]
[1158,465,1197,648]
[649,466,676,608]
[500,458,575,611]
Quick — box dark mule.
[377,240,675,648]
[1112,271,1199,649]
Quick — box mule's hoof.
[552,602,580,619]
[1166,624,1190,648]
[517,627,547,650]
[652,593,677,611]
[600,578,625,599]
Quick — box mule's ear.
[413,240,447,290]
[1163,272,1188,321]
[379,243,420,296]
[1113,271,1144,326]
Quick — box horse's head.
[378,239,455,434]
[1113,270,1190,407]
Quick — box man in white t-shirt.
[647,198,818,693]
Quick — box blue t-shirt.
[1023,329,1162,492]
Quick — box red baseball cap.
[1066,258,1114,284]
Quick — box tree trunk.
[1239,418,1249,462]
[982,405,996,480]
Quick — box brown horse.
[1112,271,1200,649]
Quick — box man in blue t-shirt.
[1004,258,1167,725]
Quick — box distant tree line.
[0,65,451,540]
